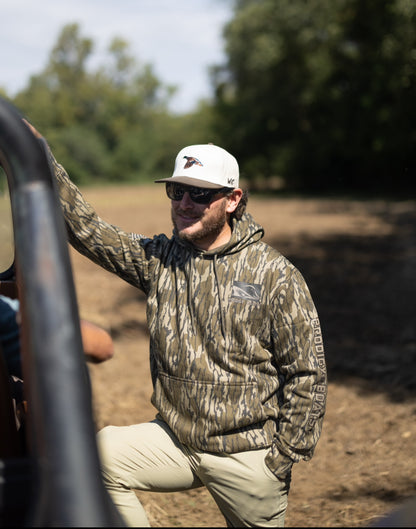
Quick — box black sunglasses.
[165,182,232,204]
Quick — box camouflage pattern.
[50,151,327,479]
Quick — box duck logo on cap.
[183,156,203,169]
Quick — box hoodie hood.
[221,212,264,256]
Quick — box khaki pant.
[97,418,290,527]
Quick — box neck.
[197,223,232,250]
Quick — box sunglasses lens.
[166,183,184,201]
[166,183,216,204]
[189,188,213,204]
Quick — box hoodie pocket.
[153,372,266,441]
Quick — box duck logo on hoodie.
[231,281,261,302]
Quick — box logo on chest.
[231,281,261,302]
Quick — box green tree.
[212,0,416,193]
[13,23,185,184]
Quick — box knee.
[96,425,123,472]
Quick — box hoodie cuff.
[265,443,294,479]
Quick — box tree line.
[2,0,415,194]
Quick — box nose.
[178,191,194,208]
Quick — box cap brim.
[154,176,226,189]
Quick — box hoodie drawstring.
[213,255,226,339]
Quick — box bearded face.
[171,193,230,250]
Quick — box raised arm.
[23,118,148,291]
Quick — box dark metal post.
[0,97,125,527]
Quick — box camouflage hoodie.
[50,152,327,479]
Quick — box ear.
[225,188,243,213]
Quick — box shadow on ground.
[270,205,416,402]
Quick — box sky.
[0,0,233,113]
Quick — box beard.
[172,199,228,246]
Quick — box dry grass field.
[67,184,416,527]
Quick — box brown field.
[69,184,416,527]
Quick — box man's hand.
[22,118,43,140]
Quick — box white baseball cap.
[155,143,239,189]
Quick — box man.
[26,122,327,527]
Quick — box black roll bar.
[0,97,125,527]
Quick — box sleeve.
[265,266,327,479]
[47,148,152,292]
[0,296,22,378]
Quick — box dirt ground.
[69,184,416,527]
